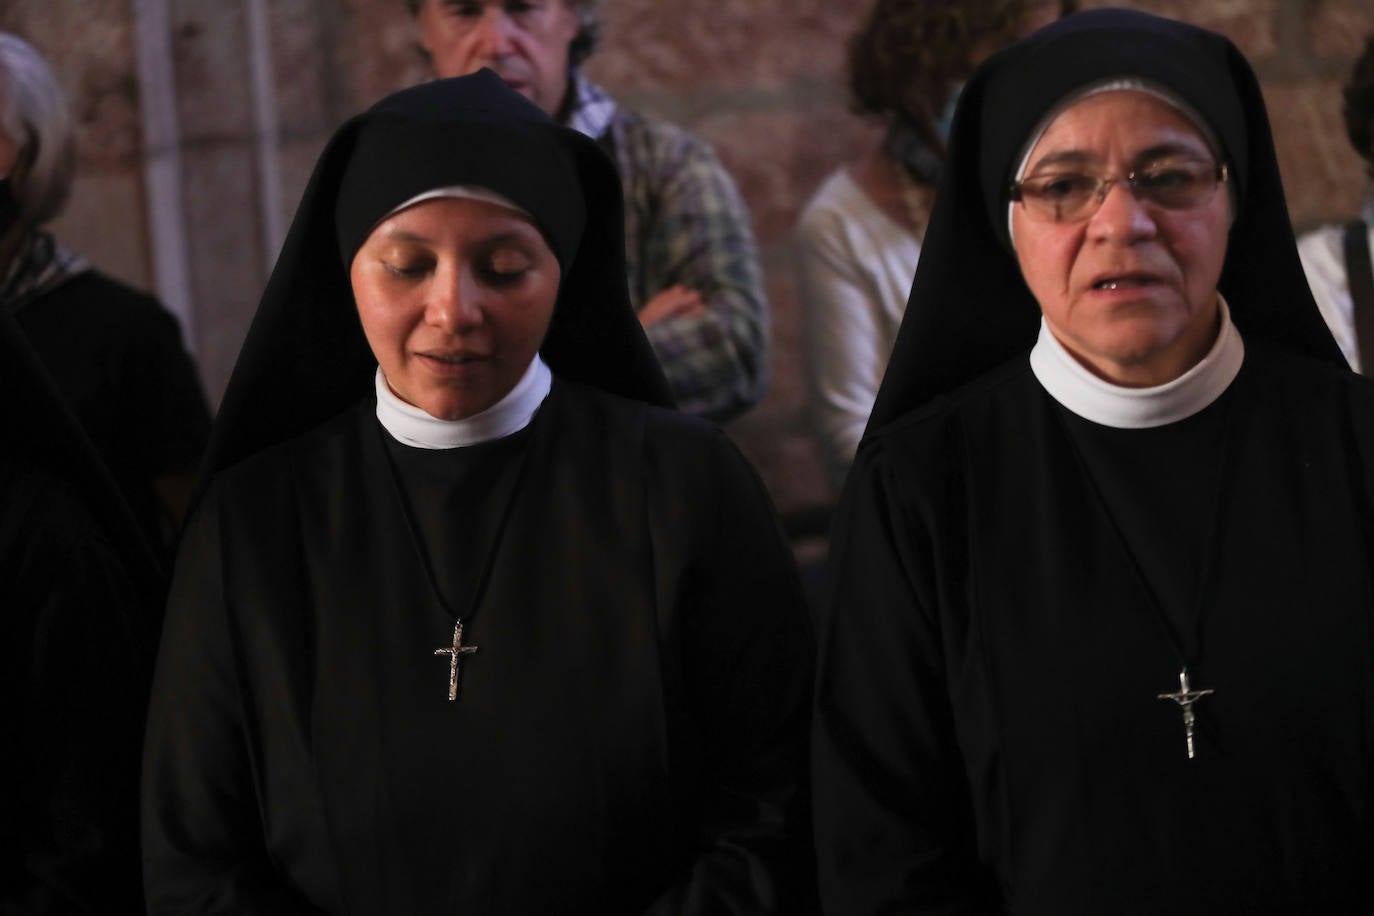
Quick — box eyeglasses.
[1009,161,1228,223]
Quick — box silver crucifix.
[1156,667,1213,759]
[434,619,479,702]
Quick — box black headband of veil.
[865,8,1344,432]
[333,117,585,270]
[202,69,673,480]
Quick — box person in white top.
[1296,36,1374,372]
[795,0,1068,491]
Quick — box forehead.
[1026,90,1214,165]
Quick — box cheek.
[1015,231,1077,305]
[352,274,413,353]
[1169,213,1230,291]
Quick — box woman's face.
[350,195,560,420]
[1010,90,1231,386]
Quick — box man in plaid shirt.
[409,0,769,422]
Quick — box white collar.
[374,356,552,449]
[1029,296,1244,429]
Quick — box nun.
[142,71,813,914]
[814,10,1374,914]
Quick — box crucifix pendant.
[1156,667,1213,759]
[434,619,479,701]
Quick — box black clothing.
[13,269,212,559]
[1,310,158,913]
[382,424,530,613]
[144,382,812,913]
[815,346,1374,914]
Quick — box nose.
[1088,179,1156,243]
[426,264,483,333]
[469,7,516,59]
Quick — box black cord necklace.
[376,421,534,702]
[1057,393,1239,759]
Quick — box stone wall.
[3,0,1371,516]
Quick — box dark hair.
[1343,35,1374,176]
[848,0,1055,126]
[406,0,602,68]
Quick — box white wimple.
[1030,295,1244,429]
[375,356,551,449]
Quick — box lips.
[417,351,490,370]
[1090,272,1159,291]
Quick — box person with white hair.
[0,32,211,562]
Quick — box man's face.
[416,0,581,118]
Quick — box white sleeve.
[1297,224,1361,371]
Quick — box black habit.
[814,9,1374,914]
[143,71,812,914]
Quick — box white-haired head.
[0,32,76,228]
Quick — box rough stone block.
[1309,0,1374,60]
[685,102,878,247]
[1263,80,1368,229]
[1080,0,1279,61]
[180,144,266,402]
[589,0,865,92]
[270,0,332,136]
[341,0,431,110]
[172,0,254,141]
[275,134,331,241]
[49,171,153,292]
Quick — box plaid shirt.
[567,73,768,422]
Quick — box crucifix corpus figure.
[435,619,479,702]
[1157,668,1214,760]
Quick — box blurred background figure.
[0,32,211,563]
[407,0,769,422]
[1297,35,1374,373]
[795,0,1071,494]
[1,308,159,914]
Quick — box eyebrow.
[1027,140,1213,173]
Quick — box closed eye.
[384,261,431,279]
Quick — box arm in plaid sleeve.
[615,111,769,422]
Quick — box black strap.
[1343,220,1374,372]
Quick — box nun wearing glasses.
[814,9,1374,914]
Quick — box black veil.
[203,69,672,478]
[866,8,1344,431]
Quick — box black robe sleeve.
[641,417,817,914]
[812,431,1002,915]
[141,492,326,916]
